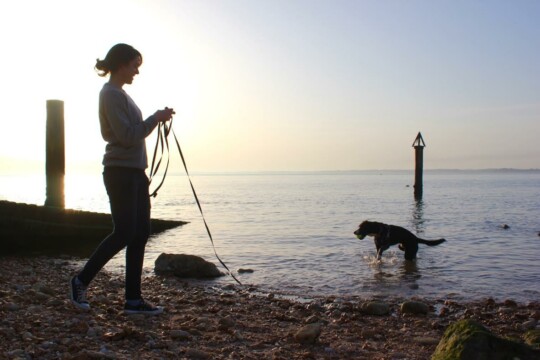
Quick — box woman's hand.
[154,107,175,122]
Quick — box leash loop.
[149,118,242,285]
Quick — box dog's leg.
[376,244,390,260]
[404,242,418,261]
[375,242,382,260]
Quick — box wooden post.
[412,132,425,199]
[45,100,65,208]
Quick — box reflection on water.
[411,197,425,235]
[400,260,421,288]
[401,260,418,274]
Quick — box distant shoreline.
[166,168,540,176]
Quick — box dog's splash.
[362,251,400,267]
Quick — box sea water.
[2,170,539,302]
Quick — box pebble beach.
[1,257,539,360]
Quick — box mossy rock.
[524,329,540,348]
[432,319,540,360]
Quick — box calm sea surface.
[2,170,539,302]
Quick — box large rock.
[154,253,224,279]
[432,319,540,360]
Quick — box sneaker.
[70,276,90,311]
[124,299,163,315]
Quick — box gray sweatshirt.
[99,83,159,169]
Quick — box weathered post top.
[412,132,426,148]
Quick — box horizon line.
[1,168,539,177]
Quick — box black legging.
[78,166,151,300]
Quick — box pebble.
[522,319,538,330]
[504,299,518,307]
[391,352,408,359]
[361,329,379,338]
[60,337,72,346]
[294,323,321,344]
[306,302,324,313]
[237,268,254,274]
[221,284,236,291]
[34,284,55,295]
[361,301,390,315]
[4,302,20,311]
[20,269,33,276]
[324,346,337,354]
[87,327,101,338]
[185,348,211,359]
[218,316,235,329]
[125,314,146,323]
[47,298,64,306]
[498,307,513,314]
[7,349,25,357]
[195,317,211,331]
[21,332,34,341]
[413,337,440,345]
[40,341,56,349]
[170,329,191,341]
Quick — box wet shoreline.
[1,256,538,359]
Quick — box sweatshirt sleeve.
[101,90,159,147]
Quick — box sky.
[0,0,539,175]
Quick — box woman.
[70,43,174,315]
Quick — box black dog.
[354,220,446,261]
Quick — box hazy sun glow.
[1,0,539,177]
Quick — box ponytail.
[94,58,110,77]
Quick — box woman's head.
[95,44,142,77]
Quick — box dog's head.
[353,220,379,240]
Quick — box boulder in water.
[154,253,224,279]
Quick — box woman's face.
[118,56,141,85]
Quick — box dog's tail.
[418,238,446,246]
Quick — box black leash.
[149,120,171,198]
[149,118,242,285]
